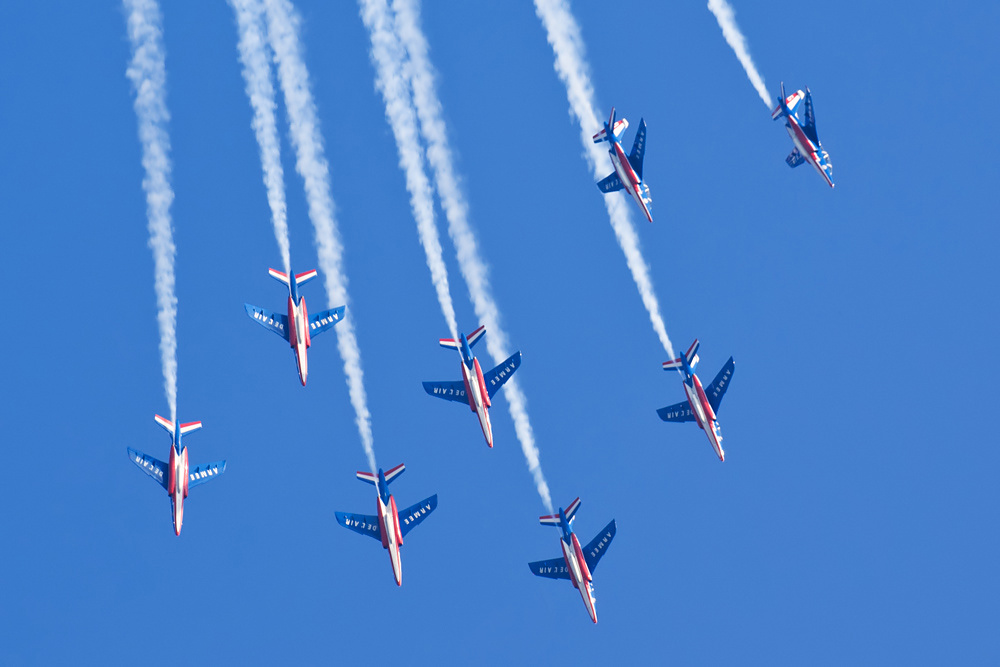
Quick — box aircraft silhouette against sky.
[593,106,652,223]
[334,464,438,586]
[657,340,735,461]
[422,325,521,448]
[244,268,346,386]
[771,83,834,188]
[126,415,226,535]
[528,498,617,624]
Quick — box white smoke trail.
[392,0,553,514]
[263,0,376,474]
[358,0,458,342]
[707,0,771,108]
[230,0,292,275]
[533,0,677,363]
[123,0,178,425]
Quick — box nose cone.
[172,499,183,536]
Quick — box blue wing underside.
[127,447,167,489]
[245,304,289,341]
[308,306,345,338]
[597,172,624,193]
[528,557,571,580]
[335,511,383,542]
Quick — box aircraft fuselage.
[287,294,311,386]
[167,444,189,535]
[683,375,724,461]
[560,533,597,623]
[377,493,404,586]
[459,357,493,447]
[609,141,652,223]
[784,116,834,188]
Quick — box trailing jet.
[422,325,521,448]
[335,464,437,586]
[593,107,652,223]
[126,414,226,536]
[771,83,834,188]
[244,268,346,386]
[657,340,735,461]
[528,498,616,624]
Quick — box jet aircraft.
[422,325,521,448]
[593,107,652,223]
[335,464,437,587]
[657,340,735,461]
[126,414,226,535]
[528,498,617,624]
[771,83,834,188]
[244,268,346,386]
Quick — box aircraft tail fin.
[772,83,804,120]
[592,107,628,143]
[662,339,700,371]
[539,497,581,527]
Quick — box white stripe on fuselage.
[291,300,308,382]
[685,382,724,460]
[562,539,597,622]
[611,144,648,218]
[462,361,492,445]
[379,495,402,585]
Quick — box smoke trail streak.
[123,0,178,424]
[358,0,458,342]
[533,0,677,363]
[263,0,376,473]
[707,0,771,108]
[230,0,292,275]
[392,0,553,513]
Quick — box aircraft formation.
[123,27,834,620]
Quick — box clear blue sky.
[1,1,997,664]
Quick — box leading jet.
[126,414,226,536]
[422,325,521,448]
[245,268,346,386]
[335,464,437,587]
[657,340,735,461]
[771,83,834,188]
[528,498,616,624]
[593,107,652,223]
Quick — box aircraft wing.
[245,304,289,341]
[422,379,468,404]
[308,306,345,338]
[398,494,438,537]
[656,400,696,423]
[705,357,735,415]
[627,119,647,178]
[583,520,617,574]
[802,90,818,143]
[597,172,625,193]
[786,148,806,168]
[484,351,521,398]
[335,511,383,542]
[126,447,168,490]
[528,557,571,580]
[187,460,226,490]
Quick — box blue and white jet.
[244,268,346,386]
[772,83,834,188]
[593,107,652,223]
[335,464,437,586]
[127,414,226,535]
[422,325,521,448]
[528,498,617,624]
[657,340,735,461]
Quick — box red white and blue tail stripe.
[539,497,581,526]
[466,325,486,347]
[356,463,405,485]
[662,340,700,371]
[153,414,202,435]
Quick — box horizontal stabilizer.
[597,172,624,193]
[786,148,806,168]
[466,325,486,348]
[294,269,318,286]
[772,88,804,120]
[705,357,735,415]
[154,414,173,433]
[627,119,647,178]
[187,460,226,489]
[422,379,468,404]
[592,118,628,143]
[356,471,377,486]
[308,306,346,338]
[179,421,202,435]
[656,400,696,423]
[268,268,290,286]
[528,556,571,581]
[383,463,405,484]
[245,304,290,341]
[127,447,167,489]
[540,497,580,526]
[335,510,382,542]
[438,338,460,350]
[582,519,617,574]
[484,351,521,398]
[398,494,437,537]
[662,340,700,371]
